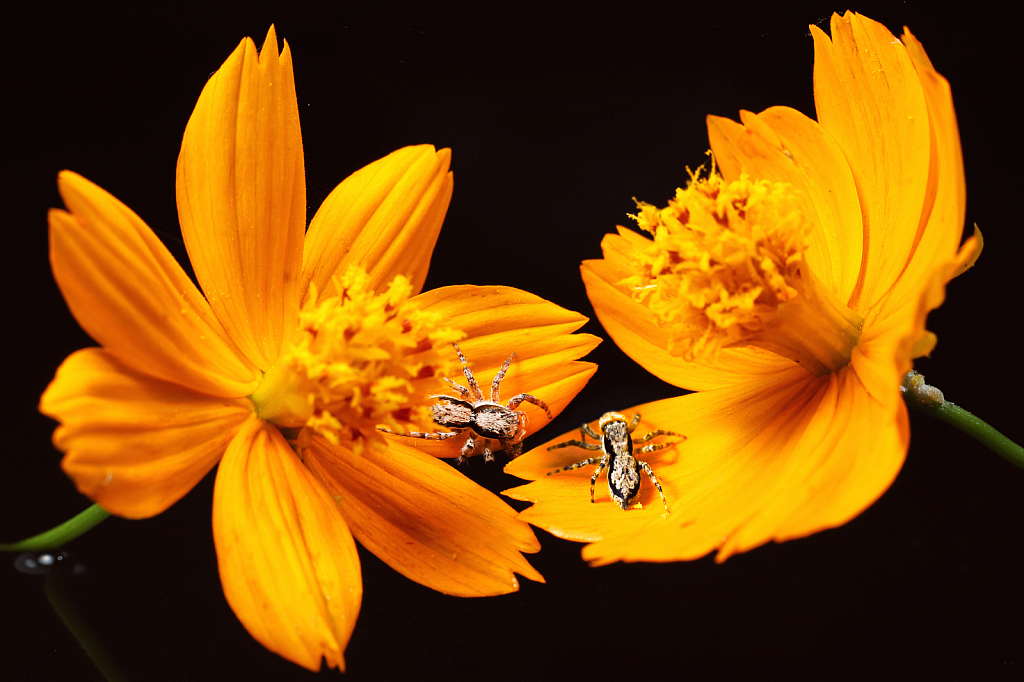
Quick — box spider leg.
[481,439,495,463]
[581,422,602,440]
[454,433,478,466]
[589,457,610,503]
[637,440,679,455]
[441,377,471,400]
[506,393,553,420]
[546,456,604,476]
[634,429,684,444]
[452,343,484,401]
[548,439,602,452]
[626,412,642,434]
[377,426,462,441]
[503,438,525,458]
[491,352,515,402]
[638,460,670,513]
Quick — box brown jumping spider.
[547,411,682,512]
[379,343,553,464]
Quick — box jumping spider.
[547,411,682,512]
[379,343,552,464]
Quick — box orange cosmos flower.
[505,12,980,565]
[40,27,597,670]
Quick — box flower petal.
[213,418,361,671]
[39,348,252,519]
[301,145,453,303]
[582,228,794,392]
[304,438,543,597]
[873,27,970,338]
[176,26,305,370]
[49,172,260,397]
[395,285,600,458]
[811,12,932,314]
[707,107,864,304]
[506,362,907,565]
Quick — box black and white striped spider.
[547,411,681,512]
[379,343,552,464]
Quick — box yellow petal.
[176,26,305,370]
[397,285,600,458]
[506,362,906,565]
[582,228,794,392]
[811,13,932,314]
[213,418,361,671]
[301,145,453,303]
[40,348,252,519]
[304,438,543,596]
[49,172,259,397]
[707,107,864,304]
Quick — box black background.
[3,1,1021,680]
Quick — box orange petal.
[582,228,794,392]
[707,107,864,304]
[395,285,600,458]
[213,418,361,671]
[49,172,260,397]
[39,348,252,519]
[811,12,932,314]
[873,27,969,336]
[304,438,543,596]
[301,145,453,303]
[506,362,906,565]
[176,26,305,370]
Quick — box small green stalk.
[902,370,1024,471]
[0,504,110,552]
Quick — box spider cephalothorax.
[379,343,552,464]
[547,411,682,512]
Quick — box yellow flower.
[40,27,598,670]
[504,13,980,565]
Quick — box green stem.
[0,504,110,552]
[902,370,1024,471]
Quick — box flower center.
[624,167,864,376]
[249,267,463,454]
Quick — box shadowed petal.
[40,348,252,519]
[213,418,361,671]
[177,26,305,370]
[301,145,453,303]
[49,172,260,397]
[304,438,543,596]
[582,228,794,392]
[812,13,931,314]
[707,107,864,304]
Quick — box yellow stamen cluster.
[250,267,464,455]
[626,167,863,376]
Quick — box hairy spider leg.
[626,412,642,434]
[491,352,515,402]
[548,439,602,452]
[452,343,484,401]
[377,426,463,440]
[637,441,677,455]
[638,460,670,513]
[546,455,608,497]
[634,429,683,443]
[506,393,554,419]
[441,377,472,400]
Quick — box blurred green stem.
[902,370,1024,471]
[0,504,110,551]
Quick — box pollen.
[249,267,464,455]
[625,166,864,376]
